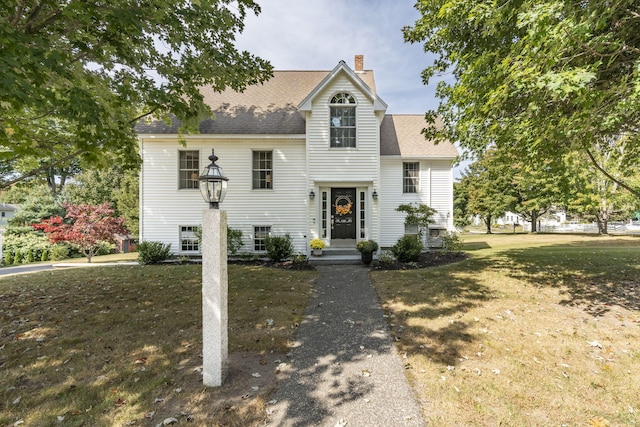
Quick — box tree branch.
[0,149,84,189]
[584,147,640,198]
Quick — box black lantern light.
[198,149,229,209]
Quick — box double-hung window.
[180,226,199,252]
[254,226,271,251]
[403,162,419,193]
[252,151,273,189]
[330,93,356,148]
[179,150,199,189]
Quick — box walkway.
[267,265,424,426]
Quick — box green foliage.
[291,253,309,265]
[40,249,49,262]
[377,251,397,269]
[3,251,13,265]
[396,203,437,235]
[1,0,273,187]
[7,184,64,226]
[137,241,172,265]
[391,235,424,263]
[405,0,640,198]
[355,239,379,254]
[264,234,293,262]
[441,232,463,253]
[49,245,70,261]
[2,227,54,265]
[227,227,244,256]
[456,150,518,233]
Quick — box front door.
[331,188,356,239]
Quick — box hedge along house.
[136,56,458,256]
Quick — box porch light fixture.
[198,149,229,209]
[372,189,378,200]
[309,190,315,200]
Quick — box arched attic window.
[329,93,356,148]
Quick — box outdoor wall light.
[198,149,229,209]
[372,189,378,200]
[309,190,315,200]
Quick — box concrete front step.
[309,249,376,266]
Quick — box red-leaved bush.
[33,202,128,262]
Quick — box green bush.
[26,250,34,263]
[442,231,463,252]
[41,249,49,262]
[391,235,424,262]
[137,241,172,265]
[264,234,293,262]
[227,227,244,256]
[377,251,397,269]
[4,251,14,266]
[50,245,70,261]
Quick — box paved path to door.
[267,265,424,426]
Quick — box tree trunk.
[484,215,492,234]
[530,211,538,233]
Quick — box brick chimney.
[354,55,364,72]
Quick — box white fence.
[535,221,640,234]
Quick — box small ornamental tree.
[33,203,128,263]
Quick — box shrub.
[50,245,70,261]
[291,252,308,264]
[391,235,424,262]
[227,227,244,256]
[265,234,293,262]
[377,251,397,269]
[137,241,172,265]
[26,250,35,263]
[40,249,49,262]
[4,251,14,265]
[442,231,463,252]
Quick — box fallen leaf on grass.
[588,417,610,427]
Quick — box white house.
[136,56,458,255]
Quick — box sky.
[234,0,443,114]
[233,1,466,176]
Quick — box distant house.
[136,56,457,255]
[0,203,17,227]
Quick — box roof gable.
[298,61,387,112]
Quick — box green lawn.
[0,263,316,426]
[371,233,640,426]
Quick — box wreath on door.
[334,195,353,216]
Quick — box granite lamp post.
[198,149,229,387]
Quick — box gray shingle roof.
[135,70,377,135]
[380,115,458,158]
[135,65,457,159]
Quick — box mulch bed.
[374,251,468,270]
[228,251,468,271]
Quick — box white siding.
[305,74,382,243]
[140,137,308,254]
[379,158,454,248]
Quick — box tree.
[5,184,65,226]
[1,0,273,186]
[33,202,127,262]
[566,146,638,234]
[395,203,437,236]
[405,0,640,197]
[457,150,517,234]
